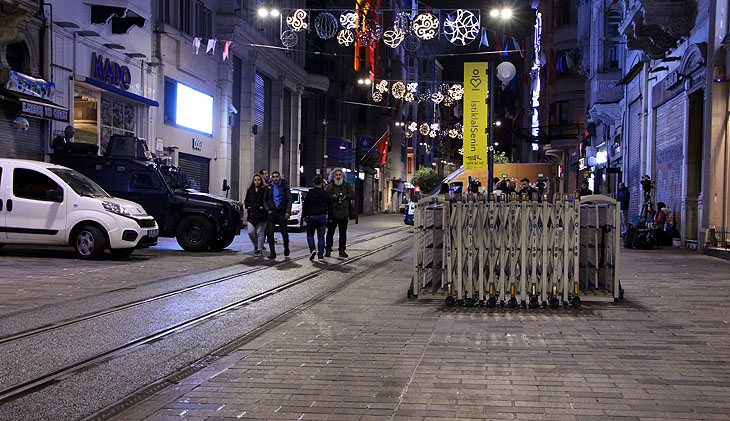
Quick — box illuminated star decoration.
[443,9,480,46]
[408,122,418,131]
[405,92,415,102]
[339,11,358,29]
[449,84,464,100]
[412,12,439,40]
[375,80,389,93]
[431,92,444,104]
[372,91,383,102]
[286,9,308,32]
[337,29,355,46]
[280,30,298,48]
[407,82,418,93]
[383,27,404,48]
[391,81,406,99]
[419,123,430,135]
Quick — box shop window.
[100,95,137,154]
[13,169,60,202]
[73,87,99,146]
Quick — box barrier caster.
[571,296,581,308]
[486,297,496,308]
[549,297,559,309]
[563,301,570,308]
[529,297,539,309]
[521,300,527,308]
[542,301,548,308]
[465,297,475,307]
[445,296,456,307]
[508,297,518,308]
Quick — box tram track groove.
[0,226,407,345]
[0,235,411,405]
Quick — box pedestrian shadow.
[274,259,303,270]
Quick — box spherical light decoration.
[443,95,455,107]
[337,29,355,46]
[315,12,339,39]
[383,27,404,48]
[405,130,414,138]
[417,90,431,102]
[438,83,451,95]
[280,30,298,48]
[375,80,389,93]
[391,81,406,99]
[412,12,439,40]
[356,19,382,45]
[419,123,430,135]
[404,92,415,102]
[431,92,444,104]
[443,9,480,46]
[394,12,413,33]
[429,130,437,138]
[430,123,440,131]
[339,11,358,29]
[449,129,458,138]
[12,116,29,132]
[407,82,418,93]
[372,91,383,102]
[403,34,422,52]
[449,84,464,100]
[286,9,309,32]
[408,122,418,131]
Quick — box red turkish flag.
[376,130,389,167]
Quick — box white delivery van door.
[6,165,67,244]
[0,165,7,240]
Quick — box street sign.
[463,62,489,170]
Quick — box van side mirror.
[46,187,63,202]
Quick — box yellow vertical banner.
[463,62,489,170]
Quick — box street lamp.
[257,8,279,18]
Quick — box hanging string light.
[443,95,454,107]
[315,12,339,39]
[449,84,464,100]
[443,9,480,45]
[391,81,406,99]
[375,80,389,93]
[405,130,414,138]
[429,130,437,138]
[357,19,382,45]
[286,9,309,31]
[408,122,418,132]
[339,11,358,29]
[383,27,404,48]
[280,30,298,48]
[412,12,439,40]
[407,82,418,93]
[449,129,458,138]
[419,123,430,135]
[431,92,444,104]
[372,91,383,102]
[404,92,415,102]
[430,123,440,131]
[337,29,355,46]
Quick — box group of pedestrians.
[244,168,354,261]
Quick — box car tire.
[176,215,214,251]
[110,248,135,258]
[73,225,107,260]
[210,234,236,251]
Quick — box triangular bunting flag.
[206,38,216,55]
[223,41,232,61]
[193,37,201,54]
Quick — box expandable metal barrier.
[411,193,621,308]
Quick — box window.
[196,1,213,38]
[13,169,61,202]
[180,0,193,34]
[407,156,413,174]
[130,173,157,189]
[550,100,569,125]
[100,95,137,153]
[157,0,173,25]
[553,0,572,27]
[605,10,622,70]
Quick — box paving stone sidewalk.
[116,245,730,420]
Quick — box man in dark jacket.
[263,171,292,259]
[302,176,332,261]
[617,182,630,236]
[325,168,355,258]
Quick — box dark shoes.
[324,248,331,257]
[309,250,317,261]
[254,250,262,257]
[268,253,276,259]
[339,250,348,258]
[284,247,290,257]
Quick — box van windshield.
[49,168,110,198]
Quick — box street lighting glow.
[495,121,502,126]
[501,9,513,19]
[490,9,500,17]
[270,9,280,17]
[257,8,268,17]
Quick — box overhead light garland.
[286,9,308,31]
[413,12,439,40]
[337,29,355,46]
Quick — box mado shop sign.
[90,52,131,90]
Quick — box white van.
[0,158,158,259]
[288,187,310,230]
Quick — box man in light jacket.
[325,168,355,258]
[263,171,292,259]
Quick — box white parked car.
[0,158,158,259]
[288,187,310,230]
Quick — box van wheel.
[210,234,235,251]
[176,215,214,251]
[74,225,107,259]
[110,248,135,258]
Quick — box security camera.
[228,104,238,114]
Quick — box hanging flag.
[206,38,216,55]
[193,37,201,54]
[375,129,390,167]
[223,41,232,61]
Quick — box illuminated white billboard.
[175,82,213,135]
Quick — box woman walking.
[245,174,267,256]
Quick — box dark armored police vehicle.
[52,135,243,251]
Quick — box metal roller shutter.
[654,95,684,226]
[178,152,210,193]
[627,99,642,221]
[0,101,43,160]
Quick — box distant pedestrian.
[519,178,536,198]
[264,171,292,259]
[325,168,355,258]
[617,182,630,235]
[579,180,593,196]
[244,174,267,256]
[302,176,332,261]
[259,169,270,186]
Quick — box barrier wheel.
[508,297,517,308]
[571,296,581,307]
[529,297,539,309]
[549,297,559,309]
[465,298,475,307]
[445,296,456,307]
[486,297,496,308]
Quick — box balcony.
[619,0,697,59]
[588,71,622,105]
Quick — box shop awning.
[88,4,146,34]
[83,77,159,107]
[0,89,69,123]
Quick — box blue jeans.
[306,215,327,257]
